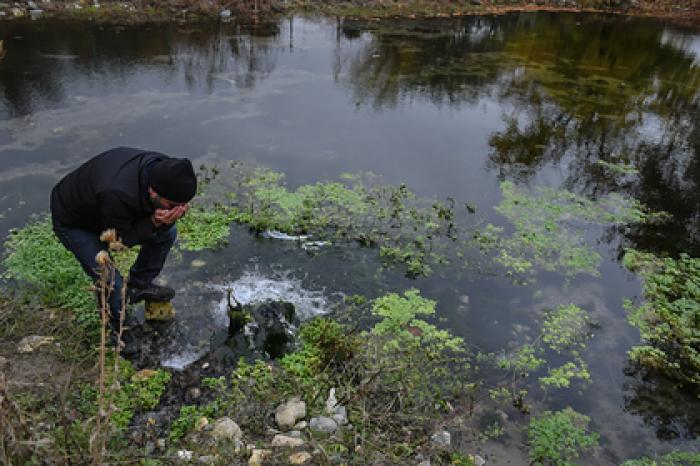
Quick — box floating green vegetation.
[621,450,700,466]
[623,250,700,392]
[488,304,594,410]
[169,290,473,463]
[177,205,237,251]
[489,181,651,277]
[203,164,464,278]
[527,408,599,466]
[541,304,594,353]
[1,215,97,328]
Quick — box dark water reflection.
[1,12,699,462]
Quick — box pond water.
[1,12,699,463]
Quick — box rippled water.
[1,12,699,463]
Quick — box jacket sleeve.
[98,191,158,247]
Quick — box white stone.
[430,430,451,448]
[325,387,338,414]
[293,420,307,430]
[176,450,193,460]
[17,335,54,353]
[275,397,306,430]
[271,434,305,448]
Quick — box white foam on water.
[210,268,328,326]
[262,229,309,241]
[161,348,208,370]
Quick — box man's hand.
[152,203,189,227]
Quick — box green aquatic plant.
[177,205,236,251]
[490,181,651,277]
[487,304,594,410]
[539,359,590,390]
[527,408,599,466]
[541,304,594,353]
[623,250,700,391]
[621,450,700,466]
[201,163,466,278]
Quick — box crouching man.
[50,147,197,354]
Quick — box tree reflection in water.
[337,12,700,439]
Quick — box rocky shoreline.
[0,0,698,25]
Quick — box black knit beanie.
[150,158,197,203]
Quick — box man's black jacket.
[51,147,172,247]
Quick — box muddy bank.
[0,0,698,25]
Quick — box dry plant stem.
[93,256,119,465]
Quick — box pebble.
[275,397,306,430]
[309,416,337,434]
[211,417,241,441]
[248,449,271,466]
[271,434,305,448]
[288,451,313,464]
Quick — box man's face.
[148,187,185,211]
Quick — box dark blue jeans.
[53,222,177,322]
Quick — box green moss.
[527,408,599,466]
[623,250,700,391]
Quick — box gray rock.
[211,417,242,441]
[275,397,306,430]
[0,356,7,368]
[198,456,217,465]
[27,0,37,8]
[288,430,302,438]
[219,8,231,17]
[430,430,451,448]
[309,416,337,434]
[472,454,486,466]
[271,434,305,448]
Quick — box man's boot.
[127,282,175,304]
